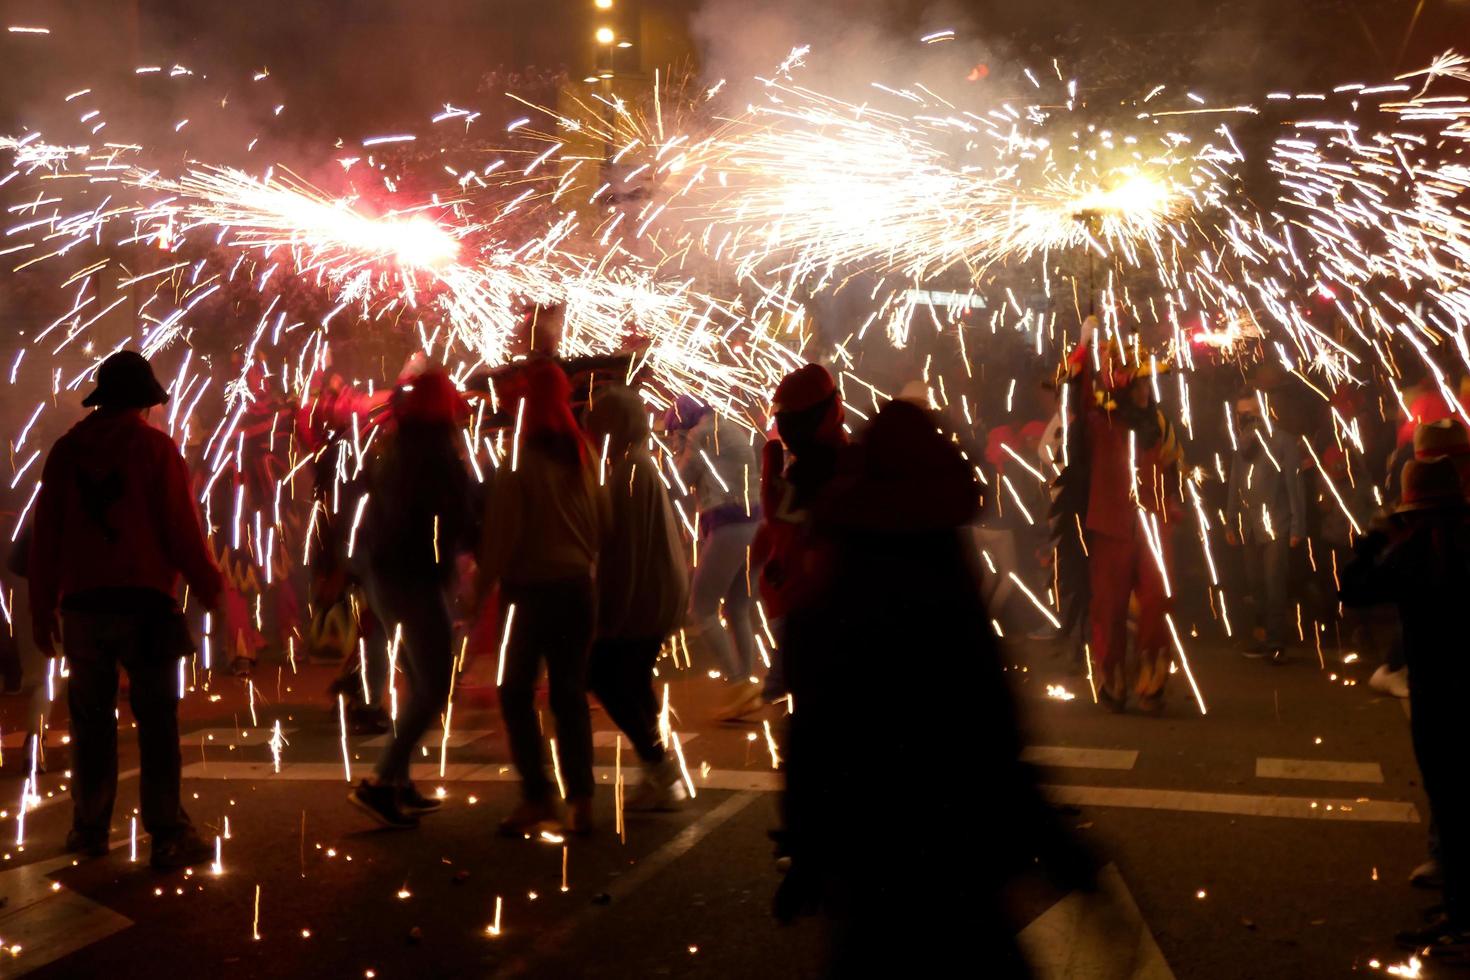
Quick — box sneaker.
[1396,913,1470,951]
[1240,643,1269,660]
[627,757,689,812]
[497,799,561,838]
[1370,664,1410,699]
[150,830,213,871]
[1411,858,1445,890]
[713,680,765,723]
[64,827,109,858]
[399,783,443,814]
[565,797,595,836]
[348,780,419,829]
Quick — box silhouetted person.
[29,350,234,870]
[1066,319,1181,715]
[666,395,764,720]
[481,359,607,836]
[775,397,1093,976]
[349,367,476,829]
[1225,393,1306,663]
[585,385,690,810]
[752,363,849,704]
[1341,455,1470,955]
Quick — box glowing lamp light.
[595,26,615,44]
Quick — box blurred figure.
[6,522,57,773]
[585,386,690,811]
[1341,455,1470,956]
[29,350,235,870]
[1066,319,1181,715]
[1224,393,1306,664]
[666,395,764,721]
[776,397,1093,976]
[481,359,606,836]
[752,364,849,704]
[348,368,475,829]
[1041,378,1090,670]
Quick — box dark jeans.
[62,610,192,842]
[366,578,454,787]
[588,636,664,765]
[499,578,595,803]
[1242,536,1291,648]
[1412,691,1468,924]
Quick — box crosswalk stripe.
[1255,758,1384,784]
[0,855,132,977]
[1023,746,1138,770]
[179,761,1418,822]
[1045,784,1417,823]
[1019,862,1175,979]
[179,727,295,748]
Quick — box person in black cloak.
[774,395,1094,977]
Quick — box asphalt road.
[0,630,1453,979]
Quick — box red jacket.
[1069,342,1182,540]
[29,410,224,631]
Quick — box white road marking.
[1023,746,1138,770]
[179,762,1416,821]
[360,728,493,749]
[496,791,761,977]
[1255,758,1383,784]
[1019,862,1175,979]
[592,730,697,748]
[0,855,132,977]
[179,727,296,747]
[1046,784,1417,823]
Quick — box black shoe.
[150,831,212,871]
[349,780,418,829]
[399,784,443,814]
[1098,688,1126,714]
[64,828,109,858]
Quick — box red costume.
[1069,338,1181,710]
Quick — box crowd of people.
[8,296,1470,966]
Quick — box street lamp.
[594,0,613,8]
[595,26,615,44]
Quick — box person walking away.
[29,350,237,869]
[1224,393,1306,663]
[1041,376,1090,671]
[751,364,848,702]
[481,359,607,836]
[775,397,1093,975]
[348,368,476,828]
[586,386,690,810]
[1341,455,1470,957]
[666,396,764,721]
[6,522,62,773]
[1065,318,1182,715]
